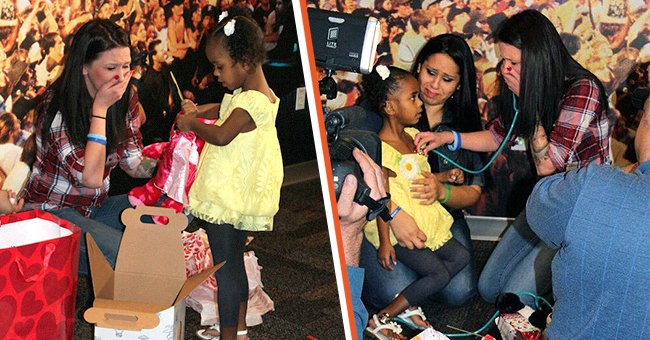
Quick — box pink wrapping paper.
[181,230,274,326]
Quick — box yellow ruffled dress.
[364,128,453,251]
[188,89,283,232]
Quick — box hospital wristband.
[390,206,402,219]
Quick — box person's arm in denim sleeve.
[526,166,591,248]
[347,265,368,340]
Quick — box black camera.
[327,106,390,221]
[308,8,389,221]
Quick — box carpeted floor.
[363,241,503,339]
[73,176,506,339]
[73,178,345,339]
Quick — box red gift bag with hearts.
[0,210,81,340]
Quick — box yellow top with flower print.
[188,89,283,231]
[364,127,453,250]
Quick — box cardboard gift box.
[411,327,450,339]
[84,206,223,339]
[92,301,186,340]
[0,210,81,340]
[495,306,541,340]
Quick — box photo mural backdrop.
[0,0,311,193]
[310,0,649,217]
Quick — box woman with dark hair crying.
[22,19,157,276]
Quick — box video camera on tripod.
[307,8,391,221]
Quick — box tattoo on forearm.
[131,157,158,178]
[533,144,550,166]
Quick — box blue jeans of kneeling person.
[50,194,133,276]
[360,217,477,309]
[477,209,557,306]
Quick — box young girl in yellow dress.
[176,14,282,340]
[362,65,470,339]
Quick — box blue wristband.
[87,133,107,145]
[87,133,106,141]
[87,137,106,145]
[447,130,461,151]
[390,206,401,219]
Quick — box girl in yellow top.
[177,14,282,340]
[361,66,469,338]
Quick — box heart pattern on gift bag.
[48,242,70,271]
[14,319,35,338]
[9,261,34,294]
[37,312,66,339]
[43,273,70,305]
[21,291,44,317]
[0,210,81,340]
[0,252,11,269]
[0,296,17,339]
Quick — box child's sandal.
[196,325,220,340]
[394,306,430,330]
[196,326,247,340]
[365,313,403,340]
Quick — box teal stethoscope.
[443,292,552,337]
[427,94,521,175]
[394,290,552,337]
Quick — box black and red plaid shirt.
[23,89,144,217]
[488,78,611,172]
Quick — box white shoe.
[196,326,247,340]
[196,325,219,340]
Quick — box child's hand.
[176,112,196,132]
[181,99,198,115]
[0,190,24,215]
[377,243,397,271]
[448,168,464,183]
[434,169,464,184]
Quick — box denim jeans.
[359,217,478,310]
[477,209,557,306]
[50,194,133,276]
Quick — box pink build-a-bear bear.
[128,118,215,223]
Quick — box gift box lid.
[84,206,223,331]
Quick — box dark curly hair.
[208,15,265,68]
[361,66,412,115]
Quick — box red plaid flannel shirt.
[488,78,611,172]
[23,88,144,217]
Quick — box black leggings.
[396,238,470,306]
[204,222,249,328]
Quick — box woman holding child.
[22,19,156,275]
[360,33,485,335]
